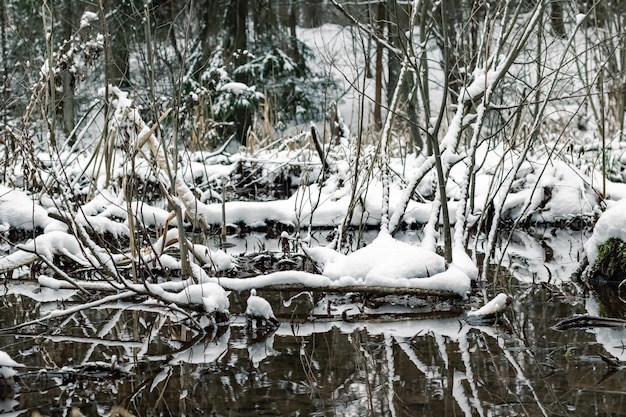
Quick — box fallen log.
[552,315,626,330]
[254,283,465,299]
[31,275,465,300]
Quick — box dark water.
[1,229,626,417]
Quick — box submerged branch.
[256,283,464,299]
[0,290,136,335]
[552,315,626,331]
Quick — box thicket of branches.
[2,4,626,416]
[0,0,625,321]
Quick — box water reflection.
[1,229,626,416]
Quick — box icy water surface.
[1,228,626,417]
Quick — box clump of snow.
[584,198,626,265]
[219,82,253,95]
[467,293,513,316]
[149,282,230,315]
[453,245,479,281]
[79,11,99,29]
[470,143,600,225]
[181,160,237,184]
[461,61,504,102]
[16,231,91,265]
[136,228,234,273]
[300,231,471,297]
[206,271,334,291]
[527,161,597,223]
[305,231,446,282]
[0,186,58,231]
[0,350,24,379]
[190,244,235,272]
[398,265,471,297]
[245,289,279,327]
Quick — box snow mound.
[219,82,253,95]
[583,198,626,265]
[303,231,471,297]
[0,186,56,231]
[0,350,24,379]
[246,288,279,326]
[149,282,230,314]
[305,232,446,282]
[16,231,91,265]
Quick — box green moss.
[594,237,626,282]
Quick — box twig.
[0,290,136,334]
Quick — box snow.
[15,231,92,265]
[461,61,505,102]
[245,289,279,325]
[155,282,230,314]
[0,186,58,232]
[584,198,626,265]
[453,245,479,281]
[79,11,99,29]
[206,271,333,291]
[2,141,601,302]
[305,231,446,281]
[467,293,512,316]
[0,350,24,379]
[2,6,623,332]
[190,244,235,272]
[219,82,253,95]
[0,108,609,318]
[301,232,471,297]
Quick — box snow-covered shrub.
[233,46,325,127]
[180,42,333,151]
[582,199,626,287]
[211,81,264,145]
[179,48,262,148]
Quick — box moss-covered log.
[582,237,626,287]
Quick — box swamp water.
[1,228,626,417]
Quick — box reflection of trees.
[4,288,626,416]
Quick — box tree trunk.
[0,0,7,128]
[223,0,248,69]
[287,0,304,71]
[550,1,567,38]
[299,0,326,28]
[104,0,131,88]
[61,0,76,138]
[373,1,385,131]
[198,0,225,67]
[387,0,401,106]
[406,74,423,153]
